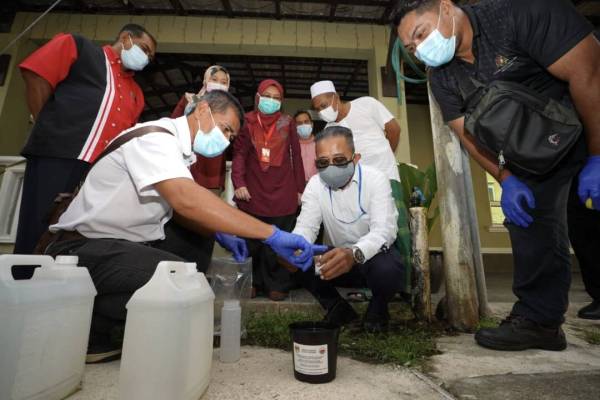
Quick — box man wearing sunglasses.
[291,126,406,333]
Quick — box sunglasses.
[315,154,354,170]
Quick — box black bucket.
[289,321,340,384]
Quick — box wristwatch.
[351,246,366,264]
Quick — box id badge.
[260,147,271,163]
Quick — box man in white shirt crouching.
[45,90,324,363]
[292,126,406,333]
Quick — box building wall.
[1,12,411,163]
[407,104,511,252]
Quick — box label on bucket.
[293,343,328,375]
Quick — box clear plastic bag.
[206,256,252,337]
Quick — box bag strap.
[77,125,173,186]
[91,125,173,167]
[455,65,485,102]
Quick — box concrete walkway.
[67,347,447,400]
[430,303,600,400]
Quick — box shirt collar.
[103,45,134,77]
[173,116,193,158]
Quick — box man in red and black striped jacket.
[14,24,156,254]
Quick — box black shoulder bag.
[457,72,582,177]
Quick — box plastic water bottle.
[220,300,241,363]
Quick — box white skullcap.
[310,80,336,99]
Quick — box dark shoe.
[268,290,288,301]
[86,342,122,364]
[323,300,359,327]
[251,287,257,299]
[577,301,600,320]
[363,313,389,334]
[475,315,567,351]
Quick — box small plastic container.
[119,261,215,400]
[0,254,96,400]
[289,321,340,384]
[219,300,241,363]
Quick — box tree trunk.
[410,207,432,322]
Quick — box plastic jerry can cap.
[55,255,79,266]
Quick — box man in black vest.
[15,24,156,255]
[394,0,599,350]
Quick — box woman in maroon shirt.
[171,65,230,193]
[232,79,305,301]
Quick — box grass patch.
[576,326,600,345]
[476,316,500,330]
[243,309,442,367]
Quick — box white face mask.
[121,36,149,71]
[192,107,230,158]
[206,81,228,92]
[415,3,456,68]
[319,95,339,123]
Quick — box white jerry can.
[0,255,96,400]
[119,261,215,400]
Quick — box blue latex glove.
[500,175,536,228]
[215,232,249,262]
[578,156,600,210]
[263,226,328,271]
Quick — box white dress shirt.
[51,116,196,242]
[293,163,398,262]
[326,97,400,182]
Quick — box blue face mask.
[258,96,281,115]
[192,108,230,158]
[297,124,313,139]
[415,4,456,68]
[121,36,149,71]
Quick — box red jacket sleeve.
[289,119,306,194]
[171,96,188,118]
[232,122,251,189]
[19,33,78,90]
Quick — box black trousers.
[45,220,214,343]
[568,174,600,301]
[14,156,90,254]
[508,139,587,326]
[245,213,296,293]
[293,246,406,319]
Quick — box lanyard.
[329,164,367,225]
[256,114,277,147]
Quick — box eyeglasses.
[315,155,354,170]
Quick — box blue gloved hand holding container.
[578,155,600,211]
[263,226,328,271]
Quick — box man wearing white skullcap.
[309,80,410,297]
[309,80,401,182]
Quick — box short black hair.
[315,126,355,153]
[391,0,440,28]
[189,90,245,129]
[294,110,312,121]
[117,23,157,48]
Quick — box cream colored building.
[2,0,596,254]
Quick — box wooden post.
[409,207,432,322]
[427,85,486,331]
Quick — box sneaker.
[323,300,359,327]
[268,290,288,302]
[86,342,122,364]
[577,301,600,320]
[475,315,567,351]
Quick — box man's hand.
[501,175,536,228]
[319,247,354,281]
[264,226,327,271]
[578,156,600,210]
[215,232,249,262]
[234,186,252,201]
